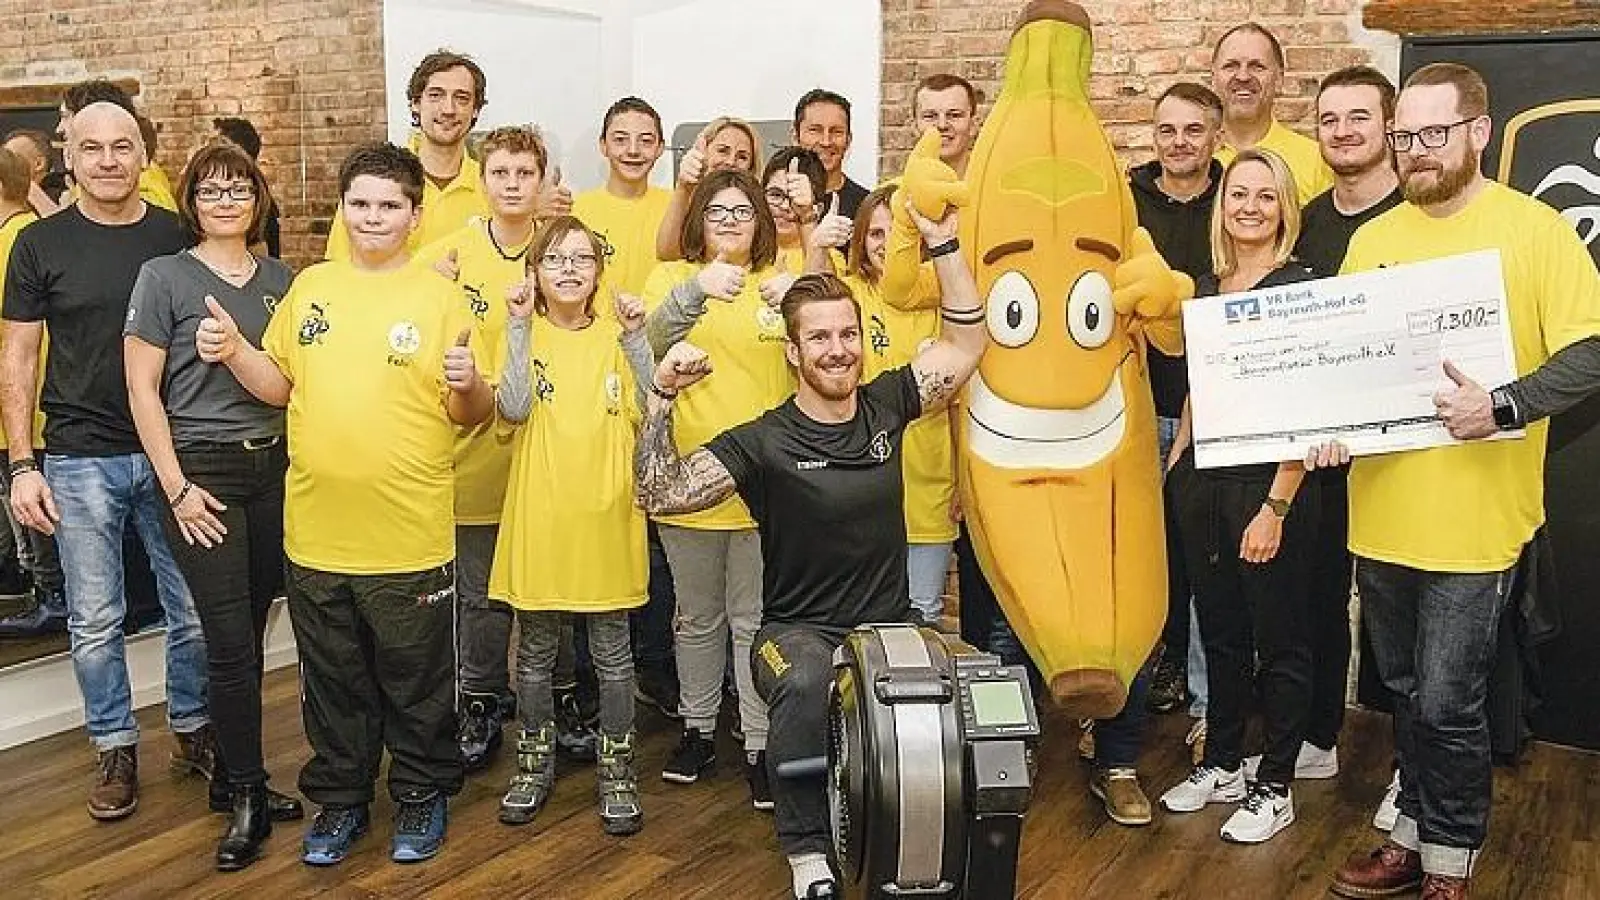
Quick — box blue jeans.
[45,453,207,750]
[906,541,953,622]
[1357,556,1511,878]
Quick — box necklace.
[487,219,532,262]
[191,247,258,281]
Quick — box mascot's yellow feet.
[1049,669,1127,719]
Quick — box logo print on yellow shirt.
[387,321,421,367]
[532,360,555,402]
[596,231,616,260]
[869,314,889,356]
[297,303,329,346]
[605,371,622,415]
[756,305,785,340]
[463,283,489,321]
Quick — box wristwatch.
[1490,387,1521,431]
[1263,497,1291,518]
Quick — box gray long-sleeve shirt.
[497,316,655,424]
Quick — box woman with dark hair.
[654,116,764,261]
[123,139,302,871]
[1159,148,1320,845]
[490,215,654,835]
[640,168,794,809]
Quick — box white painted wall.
[381,0,882,191]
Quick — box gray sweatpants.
[657,525,767,751]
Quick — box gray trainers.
[597,732,643,835]
[499,723,557,826]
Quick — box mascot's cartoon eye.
[1066,271,1114,349]
[986,271,1039,348]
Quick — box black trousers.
[161,443,287,787]
[1175,463,1317,786]
[288,560,462,805]
[1305,469,1353,750]
[752,621,843,858]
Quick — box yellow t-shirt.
[1217,119,1334,208]
[850,273,956,544]
[641,259,795,530]
[324,152,489,261]
[0,211,45,447]
[488,316,647,611]
[572,186,673,296]
[417,219,529,524]
[264,260,481,574]
[1342,182,1600,572]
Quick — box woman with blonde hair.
[1159,148,1321,845]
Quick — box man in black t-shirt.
[635,204,985,899]
[0,103,209,822]
[794,89,869,221]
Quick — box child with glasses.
[488,215,654,834]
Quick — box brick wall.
[879,0,1370,177]
[0,0,385,268]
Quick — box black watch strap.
[1491,387,1521,431]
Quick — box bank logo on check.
[1224,298,1262,324]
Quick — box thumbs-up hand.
[614,290,646,333]
[896,127,970,231]
[506,278,535,320]
[810,194,853,249]
[444,327,481,393]
[678,130,710,188]
[782,156,816,219]
[696,251,746,301]
[759,273,797,309]
[1434,359,1497,439]
[1112,226,1193,319]
[434,247,461,282]
[536,164,573,218]
[196,295,242,363]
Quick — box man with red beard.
[1312,63,1600,900]
[633,202,985,899]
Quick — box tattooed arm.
[633,342,739,515]
[907,200,986,417]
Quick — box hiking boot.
[1090,767,1152,826]
[301,804,369,866]
[170,724,217,781]
[597,732,643,835]
[746,749,774,812]
[661,727,716,784]
[88,745,139,820]
[1146,655,1188,714]
[390,789,447,863]
[457,690,504,773]
[1330,842,1424,898]
[500,723,557,826]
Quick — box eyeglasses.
[764,188,791,208]
[704,204,756,224]
[194,184,256,203]
[1386,118,1476,153]
[537,251,599,271]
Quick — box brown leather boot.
[171,724,217,780]
[1330,842,1423,898]
[88,745,139,820]
[1421,874,1468,899]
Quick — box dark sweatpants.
[288,561,463,806]
[752,621,843,858]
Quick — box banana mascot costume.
[887,0,1192,718]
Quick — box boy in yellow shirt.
[202,142,492,867]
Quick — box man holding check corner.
[1310,64,1600,900]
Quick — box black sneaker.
[634,669,683,720]
[661,728,715,784]
[745,750,773,812]
[1146,656,1189,715]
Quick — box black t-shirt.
[826,176,871,221]
[2,205,188,455]
[1293,187,1403,278]
[706,366,922,633]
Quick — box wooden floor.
[1,668,1596,899]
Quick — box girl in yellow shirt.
[488,216,654,836]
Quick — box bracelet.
[649,380,678,402]
[927,238,960,259]
[7,457,38,478]
[940,305,985,326]
[169,480,194,508]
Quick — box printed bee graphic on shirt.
[595,231,617,261]
[869,313,889,356]
[605,371,622,416]
[532,359,555,403]
[462,283,489,321]
[298,303,330,346]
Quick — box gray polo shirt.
[124,250,291,448]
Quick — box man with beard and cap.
[1308,63,1600,900]
[1210,23,1332,205]
[633,198,986,899]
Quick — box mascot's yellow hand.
[1111,227,1193,319]
[895,128,971,229]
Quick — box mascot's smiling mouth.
[966,363,1127,470]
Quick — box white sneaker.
[1160,765,1246,813]
[1221,783,1295,843]
[1241,742,1339,780]
[1372,769,1400,832]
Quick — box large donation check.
[1184,249,1521,469]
